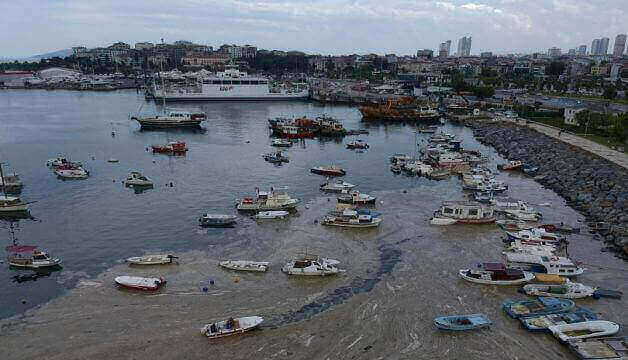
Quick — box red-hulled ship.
[151,141,188,154]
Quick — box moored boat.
[498,160,523,170]
[271,138,292,147]
[199,214,237,227]
[320,179,357,193]
[322,210,382,228]
[520,307,598,332]
[0,172,23,194]
[114,276,166,291]
[430,217,458,225]
[54,168,90,180]
[0,195,29,212]
[502,297,575,319]
[496,220,534,231]
[505,209,542,222]
[262,151,289,164]
[346,140,369,149]
[337,190,376,205]
[281,255,343,276]
[200,316,264,338]
[522,282,596,299]
[549,320,620,342]
[126,254,178,265]
[567,337,628,360]
[433,201,496,224]
[132,110,206,129]
[236,187,300,212]
[219,260,269,272]
[459,263,534,285]
[310,166,346,176]
[6,244,62,269]
[125,171,153,186]
[434,314,492,331]
[504,252,585,276]
[254,210,289,219]
[151,141,188,154]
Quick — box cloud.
[0,0,626,57]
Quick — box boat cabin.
[438,201,494,222]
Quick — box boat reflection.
[11,268,61,283]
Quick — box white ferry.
[154,66,309,102]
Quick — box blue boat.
[434,314,492,331]
[503,297,575,319]
[520,307,598,332]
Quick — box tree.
[546,61,566,76]
[603,86,617,100]
[472,86,495,99]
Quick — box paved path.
[507,118,628,170]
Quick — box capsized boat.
[125,171,153,186]
[54,168,89,179]
[322,210,382,228]
[520,307,598,332]
[459,263,534,285]
[6,244,62,269]
[219,260,269,272]
[434,314,492,331]
[200,316,264,339]
[126,254,178,265]
[199,214,237,227]
[114,276,166,291]
[320,179,357,193]
[502,297,575,319]
[271,138,293,147]
[522,282,596,299]
[151,141,188,154]
[236,187,300,211]
[281,255,343,276]
[254,210,289,219]
[549,321,620,342]
[310,166,346,176]
[337,190,376,205]
[567,337,628,360]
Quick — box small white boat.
[125,171,153,186]
[522,282,596,299]
[219,260,269,272]
[459,263,535,285]
[254,210,289,219]
[282,255,343,276]
[430,217,457,225]
[55,168,89,179]
[108,158,119,163]
[320,179,357,193]
[549,320,620,342]
[505,209,542,222]
[126,254,177,265]
[200,316,264,339]
[271,138,292,147]
[114,276,166,291]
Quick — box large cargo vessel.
[153,67,309,102]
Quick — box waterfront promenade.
[509,118,628,170]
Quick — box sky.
[1,0,626,57]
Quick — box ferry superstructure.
[153,67,309,102]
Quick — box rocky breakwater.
[473,122,628,258]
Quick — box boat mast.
[0,162,6,197]
[160,58,166,113]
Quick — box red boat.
[151,141,188,154]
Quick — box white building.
[564,106,586,126]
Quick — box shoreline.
[471,120,628,258]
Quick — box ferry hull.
[157,94,310,102]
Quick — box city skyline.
[2,0,627,57]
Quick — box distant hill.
[1,49,73,63]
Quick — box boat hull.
[136,119,203,129]
[311,168,346,176]
[459,269,534,285]
[434,314,492,331]
[0,204,29,212]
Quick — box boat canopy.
[6,245,38,253]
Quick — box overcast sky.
[2,0,626,57]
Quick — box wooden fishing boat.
[219,260,269,272]
[262,151,289,164]
[322,210,382,228]
[6,244,62,269]
[310,166,346,176]
[434,314,492,331]
[126,254,177,265]
[151,141,188,154]
[434,201,496,224]
[200,316,264,338]
[337,190,376,205]
[320,179,357,193]
[114,276,166,291]
[505,209,542,222]
[567,337,627,360]
[549,320,620,342]
[522,282,596,299]
[236,187,300,211]
[198,214,237,227]
[520,307,598,332]
[459,263,534,285]
[502,297,575,319]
